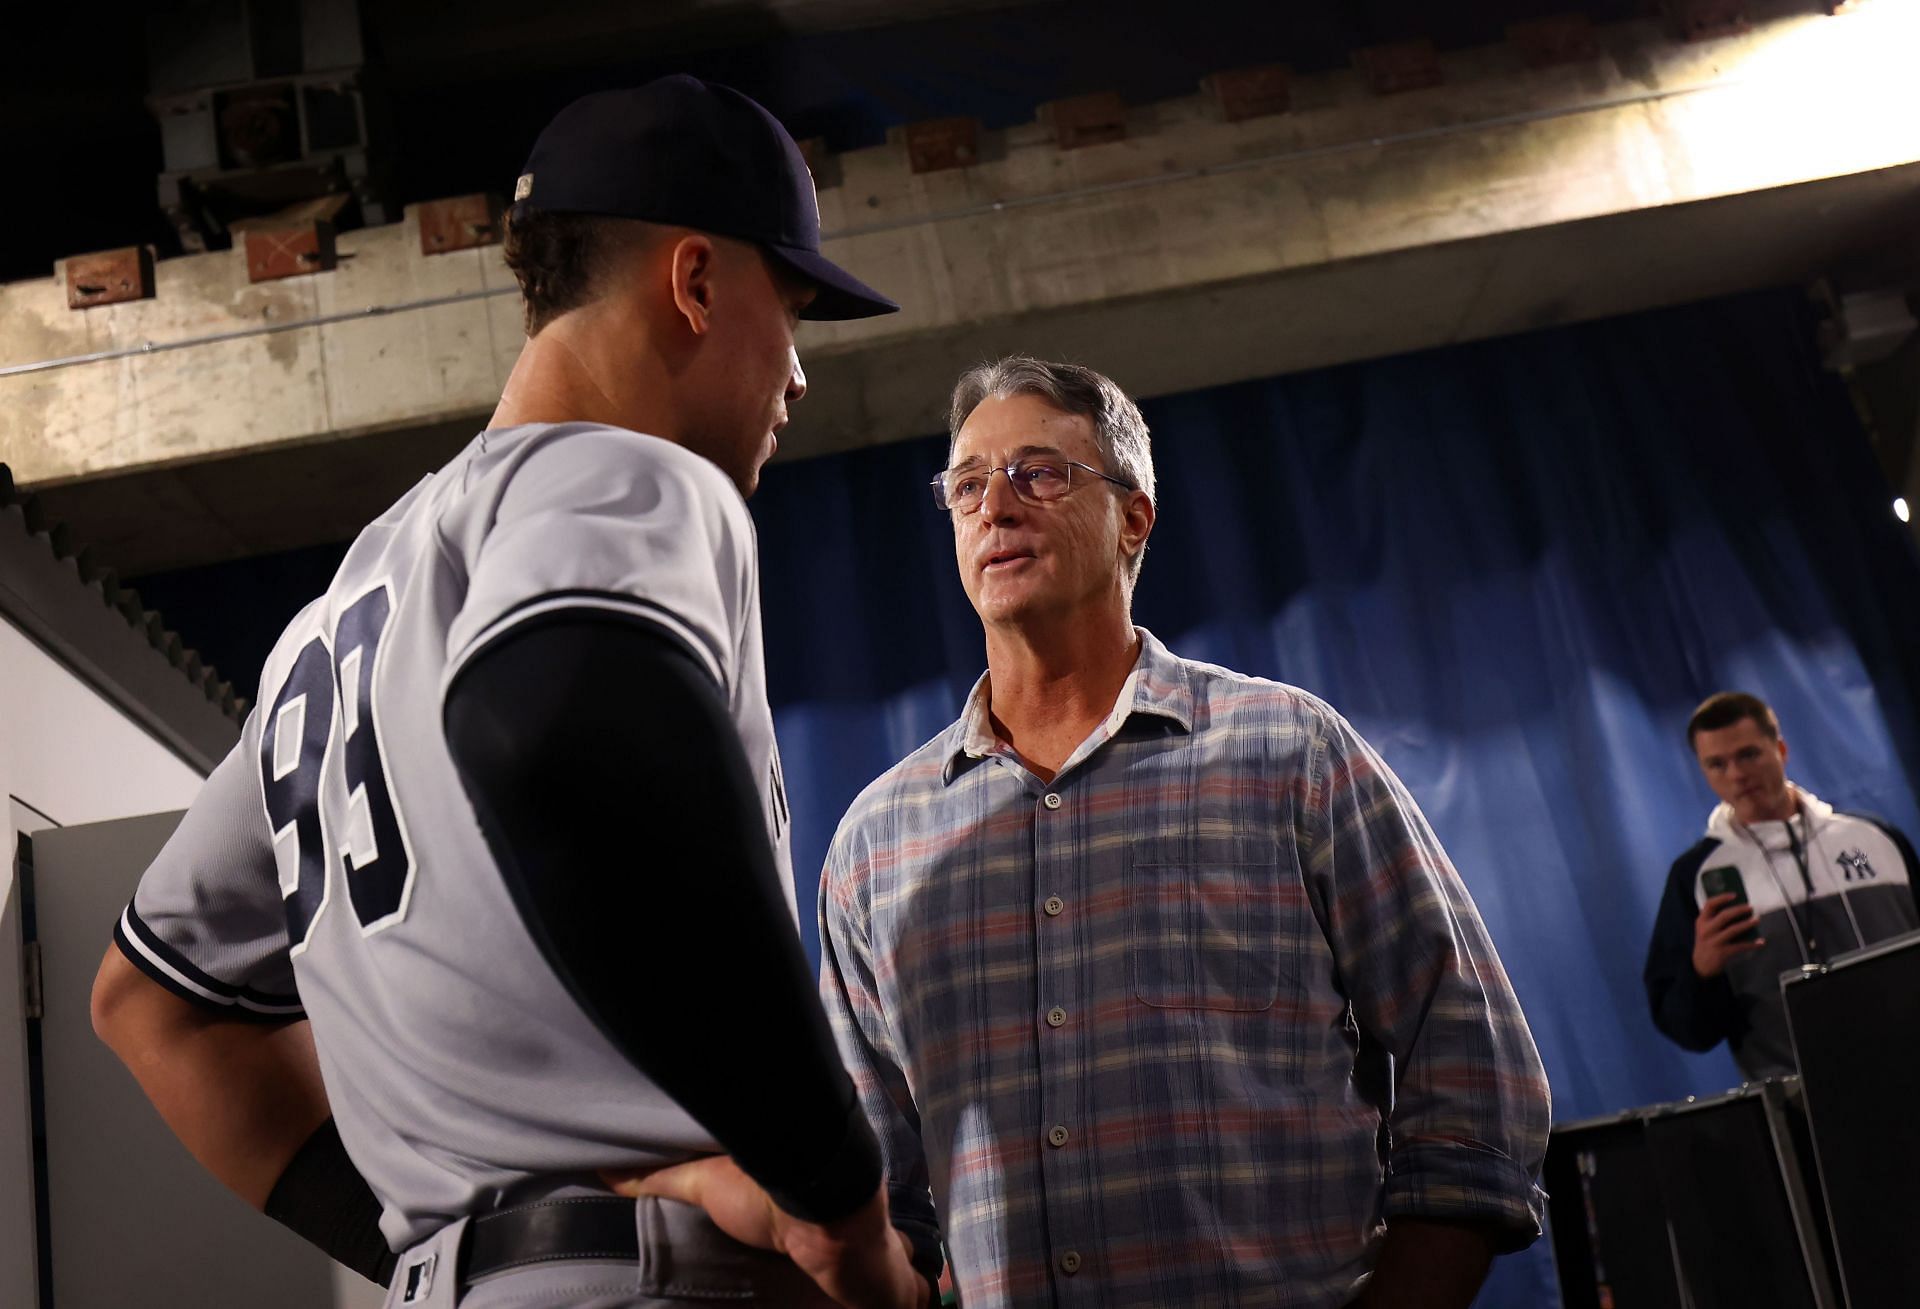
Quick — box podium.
[1546,1079,1838,1308]
[1784,930,1920,1309]
[1551,931,1920,1308]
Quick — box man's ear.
[668,234,717,335]
[1121,489,1155,561]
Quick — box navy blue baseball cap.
[512,76,898,321]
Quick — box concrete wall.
[6,3,1920,476]
[5,0,1920,576]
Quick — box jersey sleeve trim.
[114,904,305,1019]
[446,589,727,696]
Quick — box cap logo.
[514,173,533,202]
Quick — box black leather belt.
[461,1196,641,1286]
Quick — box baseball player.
[91,77,932,1309]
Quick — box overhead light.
[1897,497,1911,523]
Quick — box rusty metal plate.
[245,223,337,283]
[905,117,981,173]
[1508,15,1600,67]
[1355,41,1445,95]
[1667,0,1749,41]
[1204,65,1293,123]
[65,247,154,310]
[1041,92,1128,150]
[417,194,501,256]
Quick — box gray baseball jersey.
[114,421,794,1250]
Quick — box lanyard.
[1783,818,1822,962]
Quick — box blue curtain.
[752,289,1920,1307]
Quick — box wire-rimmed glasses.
[931,456,1135,513]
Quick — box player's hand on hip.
[1692,891,1764,978]
[603,1156,925,1309]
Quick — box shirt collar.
[940,626,1194,783]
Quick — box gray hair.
[948,356,1156,580]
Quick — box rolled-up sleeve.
[1302,706,1551,1247]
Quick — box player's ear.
[668,234,716,336]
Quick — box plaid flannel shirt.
[819,629,1549,1308]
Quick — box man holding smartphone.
[1644,691,1920,1079]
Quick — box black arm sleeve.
[443,611,881,1225]
[1643,843,1742,1053]
[264,1118,397,1285]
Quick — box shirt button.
[1043,792,1063,810]
[1048,1124,1069,1148]
[1046,1006,1067,1028]
[1043,895,1064,917]
[1059,1251,1082,1275]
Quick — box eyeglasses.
[930,456,1135,513]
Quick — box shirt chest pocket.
[1129,860,1288,1011]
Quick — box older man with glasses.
[810,356,1552,1308]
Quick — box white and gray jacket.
[1644,786,1920,1080]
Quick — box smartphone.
[1700,866,1759,942]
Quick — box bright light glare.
[1896,497,1911,524]
[1693,0,1920,193]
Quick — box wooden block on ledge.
[1666,0,1749,42]
[1355,41,1445,95]
[65,247,155,310]
[245,223,337,283]
[1508,15,1601,67]
[904,117,982,173]
[416,194,502,255]
[1204,65,1293,122]
[1040,92,1128,150]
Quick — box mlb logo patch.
[401,1251,437,1303]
